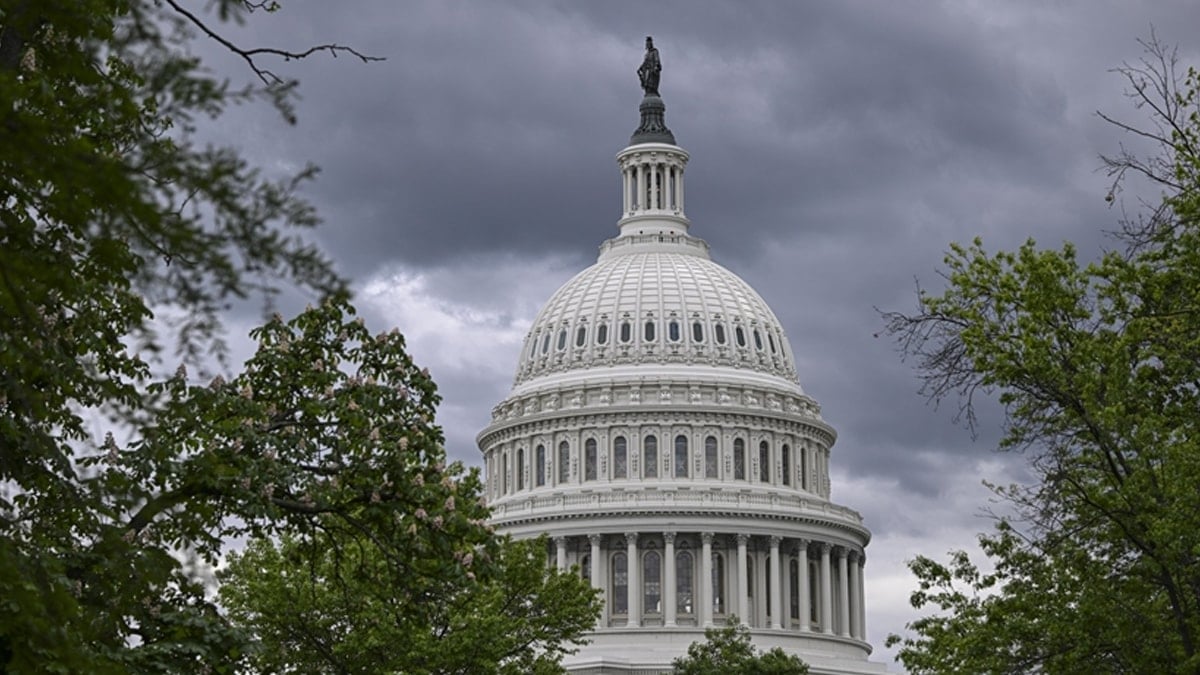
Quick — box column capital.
[625,532,639,546]
[836,545,849,560]
[701,531,715,545]
[664,531,676,545]
[736,533,750,546]
[848,549,860,563]
[769,535,782,547]
[553,535,567,545]
[818,541,832,554]
[588,533,602,546]
[792,539,810,556]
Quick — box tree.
[1,1,374,670]
[883,38,1200,673]
[672,621,809,675]
[221,533,600,674]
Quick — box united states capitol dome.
[478,36,882,675]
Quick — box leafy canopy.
[883,37,1200,674]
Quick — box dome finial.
[631,36,676,145]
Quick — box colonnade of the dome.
[548,531,867,642]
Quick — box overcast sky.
[203,1,1198,669]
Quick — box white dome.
[514,233,802,392]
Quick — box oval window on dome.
[735,326,746,348]
[753,330,763,351]
[620,321,632,343]
[715,323,726,345]
[557,329,567,351]
[644,320,656,342]
[542,332,551,354]
[576,326,587,348]
[597,324,608,345]
[692,321,704,342]
[668,320,680,342]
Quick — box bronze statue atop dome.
[638,36,661,96]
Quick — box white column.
[796,540,810,632]
[676,167,684,212]
[665,165,674,210]
[628,165,638,212]
[664,532,677,626]
[589,535,602,588]
[837,547,851,637]
[701,532,714,627]
[782,549,792,629]
[555,536,567,572]
[769,536,783,629]
[848,550,861,639]
[736,534,750,624]
[626,532,640,627]
[636,163,645,211]
[857,554,867,639]
[819,543,833,634]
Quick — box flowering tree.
[215,301,601,673]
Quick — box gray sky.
[204,1,1198,668]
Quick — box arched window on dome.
[541,332,551,354]
[668,320,680,342]
[705,436,719,478]
[643,435,658,478]
[782,444,791,486]
[674,435,688,478]
[613,436,628,479]
[576,325,587,348]
[597,323,608,345]
[753,329,764,351]
[558,441,570,483]
[712,551,726,616]
[768,332,777,354]
[735,325,746,348]
[516,447,525,491]
[557,329,567,351]
[800,446,808,490]
[644,550,662,616]
[759,440,770,483]
[584,439,598,481]
[620,320,632,343]
[536,444,546,487]
[715,323,727,345]
[644,320,656,342]
[612,552,628,615]
[692,321,704,342]
[676,550,694,615]
[733,439,746,480]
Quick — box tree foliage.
[221,533,600,674]
[672,621,809,675]
[0,1,366,670]
[883,38,1200,674]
